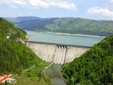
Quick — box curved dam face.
[28,42,89,64]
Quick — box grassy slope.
[13,61,51,85]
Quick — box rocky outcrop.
[28,43,89,64]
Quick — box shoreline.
[25,30,105,38]
[44,31,106,38]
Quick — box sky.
[0,0,113,20]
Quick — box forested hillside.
[7,17,113,36]
[0,18,26,39]
[0,18,42,75]
[63,35,113,85]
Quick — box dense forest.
[63,35,113,85]
[7,17,113,36]
[0,18,26,39]
[0,18,42,75]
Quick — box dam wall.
[27,42,89,64]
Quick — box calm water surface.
[26,30,104,47]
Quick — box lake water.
[26,30,104,47]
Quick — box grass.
[11,58,52,85]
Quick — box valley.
[1,0,113,85]
[0,17,113,85]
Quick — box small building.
[0,74,11,83]
[7,78,16,83]
[7,36,10,39]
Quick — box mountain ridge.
[6,17,113,36]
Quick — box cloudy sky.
[0,0,113,20]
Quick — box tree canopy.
[0,18,42,75]
[63,35,113,85]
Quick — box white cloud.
[88,7,113,18]
[0,0,76,10]
[109,0,113,3]
[29,0,49,8]
[14,0,25,5]
[49,0,76,10]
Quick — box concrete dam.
[27,42,89,64]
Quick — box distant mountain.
[6,16,41,23]
[7,17,113,36]
[63,35,113,84]
[0,18,42,75]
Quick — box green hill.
[0,18,42,75]
[7,17,113,36]
[63,35,113,85]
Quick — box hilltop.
[7,17,113,36]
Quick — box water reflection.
[45,64,66,85]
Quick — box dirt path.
[43,63,53,74]
[12,62,44,78]
[22,65,35,73]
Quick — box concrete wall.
[27,43,89,64]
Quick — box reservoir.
[26,30,104,47]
